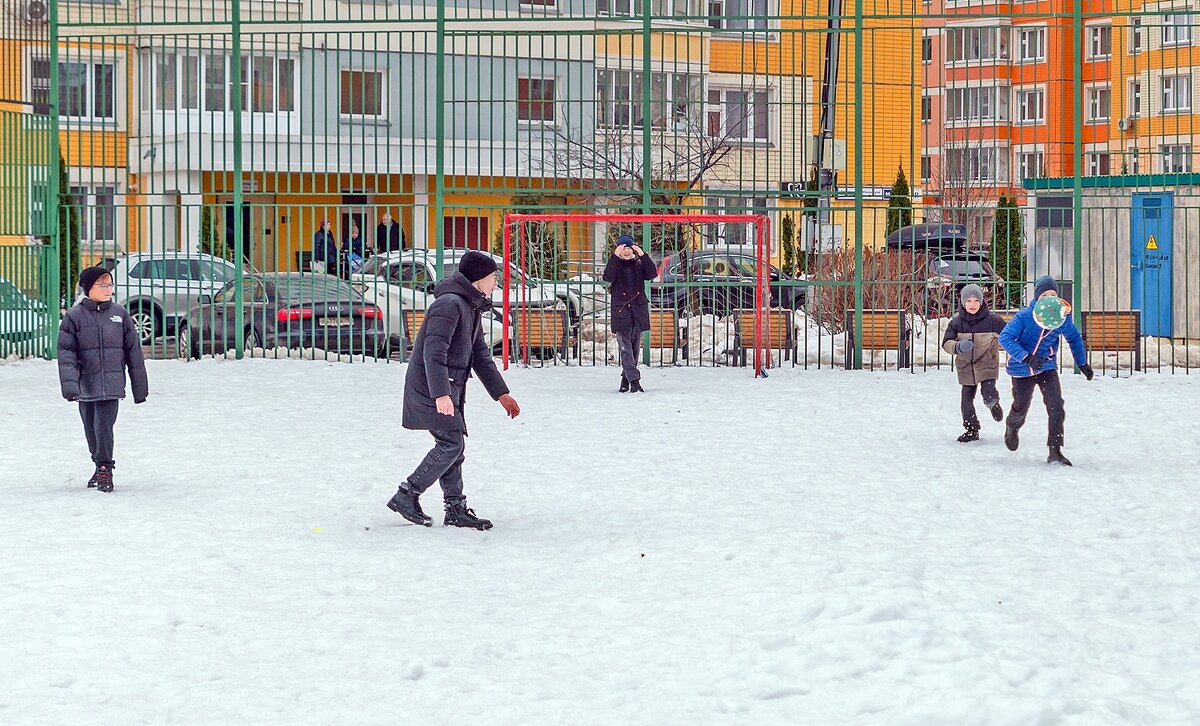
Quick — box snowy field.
[2,358,1198,725]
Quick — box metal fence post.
[232,0,246,358]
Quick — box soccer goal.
[500,212,777,377]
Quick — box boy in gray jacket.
[57,266,149,492]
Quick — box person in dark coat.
[999,275,1093,466]
[376,211,404,253]
[603,234,657,392]
[342,223,366,278]
[57,266,149,493]
[312,219,338,274]
[387,250,521,530]
[941,284,1007,443]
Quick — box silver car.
[106,252,242,344]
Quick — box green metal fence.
[3,0,1196,372]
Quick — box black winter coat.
[57,299,149,403]
[603,253,657,334]
[403,273,509,433]
[377,222,403,253]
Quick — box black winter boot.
[95,466,113,493]
[444,499,493,531]
[957,427,980,443]
[1047,446,1073,466]
[387,485,432,526]
[629,380,645,393]
[619,375,630,393]
[987,401,1004,422]
[1004,425,1020,452]
[87,466,99,488]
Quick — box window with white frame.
[922,36,933,64]
[1088,25,1112,59]
[1015,87,1044,124]
[1086,152,1111,176]
[1162,74,1191,113]
[340,69,385,119]
[517,77,557,124]
[67,184,118,243]
[707,88,769,142]
[921,155,932,182]
[1163,14,1192,47]
[150,52,294,113]
[31,58,116,121]
[707,0,770,31]
[1087,85,1111,123]
[944,27,1009,64]
[519,0,557,7]
[1130,17,1143,53]
[945,85,1009,123]
[703,195,770,247]
[1017,27,1045,62]
[945,146,1008,183]
[921,95,932,124]
[1018,149,1044,180]
[1128,147,1141,174]
[597,0,706,20]
[1128,79,1142,117]
[1161,143,1191,173]
[596,69,701,130]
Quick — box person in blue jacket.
[999,275,1094,466]
[312,219,338,274]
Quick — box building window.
[152,53,293,113]
[703,196,769,247]
[1015,88,1044,124]
[1018,150,1044,180]
[1017,27,1045,63]
[598,0,706,21]
[69,184,117,243]
[340,69,385,119]
[1128,148,1141,175]
[519,0,556,7]
[921,155,932,182]
[922,36,933,64]
[1161,144,1191,173]
[597,69,701,131]
[945,147,1008,183]
[1130,17,1143,53]
[1163,14,1192,47]
[204,54,226,112]
[707,88,769,142]
[945,86,1009,123]
[921,95,932,124]
[1128,80,1142,117]
[31,59,115,121]
[944,27,1009,64]
[1087,25,1112,59]
[1086,152,1111,176]
[517,77,557,123]
[1163,74,1191,113]
[1087,85,1110,123]
[707,0,769,30]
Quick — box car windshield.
[934,258,993,279]
[197,260,237,284]
[360,256,390,276]
[272,277,361,302]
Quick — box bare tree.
[924,123,1015,249]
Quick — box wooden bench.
[995,309,1020,323]
[647,308,686,364]
[515,306,572,363]
[732,308,794,367]
[844,310,911,370]
[1081,310,1142,372]
[403,310,426,354]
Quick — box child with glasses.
[57,266,149,492]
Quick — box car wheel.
[244,329,260,354]
[130,305,160,346]
[175,323,199,361]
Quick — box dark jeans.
[960,379,999,430]
[404,429,467,502]
[1008,370,1066,447]
[79,400,120,468]
[616,329,642,382]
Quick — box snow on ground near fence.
[1,359,1198,725]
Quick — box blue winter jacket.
[999,302,1088,378]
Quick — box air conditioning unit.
[1118,116,1135,132]
[23,0,48,23]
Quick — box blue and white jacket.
[999,303,1088,378]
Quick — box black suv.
[648,250,805,315]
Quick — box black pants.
[1008,370,1066,447]
[405,429,467,502]
[960,379,999,430]
[79,400,120,468]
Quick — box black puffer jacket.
[57,299,149,402]
[402,273,509,433]
[603,253,658,334]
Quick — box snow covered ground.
[2,359,1198,725]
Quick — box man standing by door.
[377,211,404,254]
[604,234,658,393]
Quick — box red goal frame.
[501,213,774,377]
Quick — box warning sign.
[1147,234,1159,250]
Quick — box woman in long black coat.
[603,234,658,392]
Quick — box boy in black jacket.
[57,266,149,492]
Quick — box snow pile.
[2,360,1198,724]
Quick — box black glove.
[955,340,974,354]
[134,397,147,405]
[1079,364,1094,381]
[1025,354,1048,371]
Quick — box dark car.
[648,250,805,315]
[175,273,388,359]
[886,223,1006,316]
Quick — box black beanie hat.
[78,266,111,295]
[1033,275,1059,300]
[457,251,499,283]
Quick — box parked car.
[0,276,52,357]
[885,223,1005,315]
[107,252,244,345]
[648,249,805,315]
[175,273,388,359]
